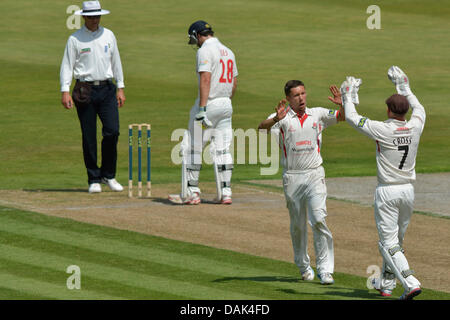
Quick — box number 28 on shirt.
[219,59,234,83]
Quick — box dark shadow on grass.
[213,276,390,299]
[152,197,179,205]
[23,188,87,193]
[152,197,222,205]
[276,288,298,295]
[320,288,390,300]
[212,276,299,283]
[274,287,389,300]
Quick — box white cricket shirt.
[60,25,124,92]
[344,94,426,185]
[196,37,238,100]
[269,107,340,171]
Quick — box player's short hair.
[284,80,305,96]
[385,94,409,115]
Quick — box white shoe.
[301,268,315,281]
[399,286,422,300]
[88,183,102,193]
[168,192,201,205]
[318,273,334,285]
[184,192,201,205]
[372,278,393,297]
[102,178,123,192]
[221,195,232,205]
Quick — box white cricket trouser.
[182,97,233,197]
[374,183,421,289]
[282,166,334,275]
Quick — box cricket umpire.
[60,1,125,193]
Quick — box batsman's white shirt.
[344,94,426,185]
[196,37,238,100]
[183,37,237,198]
[60,25,124,92]
[269,107,340,171]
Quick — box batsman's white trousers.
[282,166,334,275]
[182,97,233,197]
[374,183,421,289]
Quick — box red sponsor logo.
[396,127,410,132]
[296,140,311,146]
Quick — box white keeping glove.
[387,66,412,96]
[195,106,212,127]
[340,76,362,105]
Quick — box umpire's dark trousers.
[75,81,120,185]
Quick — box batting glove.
[340,76,362,105]
[388,66,412,96]
[195,106,212,127]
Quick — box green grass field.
[1,205,448,300]
[0,0,449,301]
[1,0,449,189]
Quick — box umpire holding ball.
[60,1,125,193]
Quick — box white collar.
[385,118,406,124]
[288,106,311,118]
[82,25,103,35]
[203,37,218,45]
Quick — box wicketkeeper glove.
[387,66,413,96]
[195,106,212,127]
[340,76,362,105]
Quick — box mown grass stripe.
[0,257,187,300]
[0,272,120,300]
[0,243,261,300]
[0,212,339,299]
[0,286,52,300]
[0,207,292,272]
[0,208,289,273]
[0,214,299,279]
[0,218,405,300]
[1,230,293,300]
[0,229,301,300]
[2,208,449,300]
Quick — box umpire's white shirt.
[270,107,339,172]
[344,94,426,185]
[60,25,124,92]
[196,37,238,101]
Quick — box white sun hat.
[75,1,110,16]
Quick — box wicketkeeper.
[340,66,426,300]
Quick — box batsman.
[169,20,238,205]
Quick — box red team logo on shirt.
[296,140,312,146]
